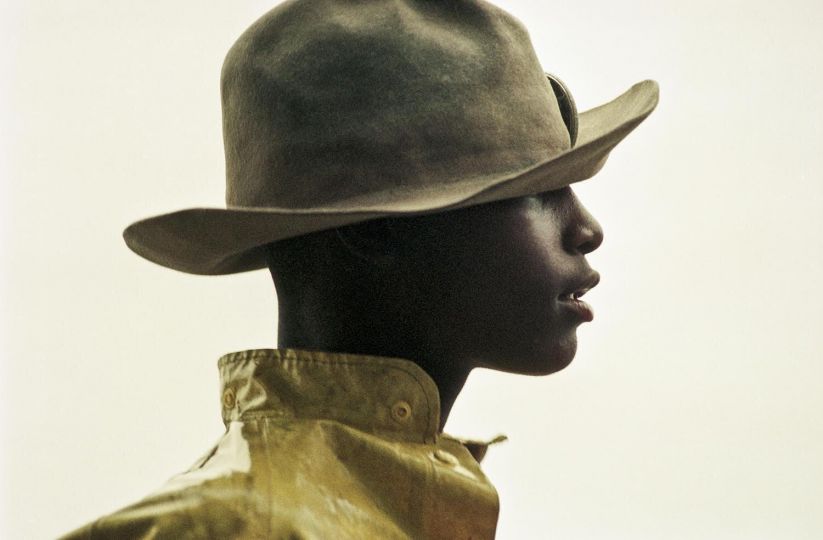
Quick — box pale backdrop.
[2,0,822,538]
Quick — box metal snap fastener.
[433,449,459,466]
[222,388,236,409]
[391,400,412,422]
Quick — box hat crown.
[220,0,569,210]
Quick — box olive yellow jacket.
[62,349,501,539]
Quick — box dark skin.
[267,186,603,430]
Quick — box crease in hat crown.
[123,0,659,275]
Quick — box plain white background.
[2,0,822,538]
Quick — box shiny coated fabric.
[61,349,500,539]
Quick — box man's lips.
[558,271,600,322]
[559,270,600,300]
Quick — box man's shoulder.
[59,415,500,539]
[58,482,276,540]
[56,419,406,540]
[58,422,301,540]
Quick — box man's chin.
[530,352,576,376]
[495,335,579,376]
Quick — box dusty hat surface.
[124,0,659,275]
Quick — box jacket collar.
[218,349,441,444]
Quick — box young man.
[63,0,657,538]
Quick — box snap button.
[391,400,412,422]
[433,449,459,466]
[222,388,236,409]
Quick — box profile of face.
[380,186,604,376]
[271,186,603,377]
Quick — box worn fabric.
[61,349,501,539]
[122,0,659,275]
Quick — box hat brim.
[124,80,659,275]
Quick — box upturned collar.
[218,349,442,444]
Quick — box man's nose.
[565,203,604,255]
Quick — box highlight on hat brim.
[124,80,659,275]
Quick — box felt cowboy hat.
[124,0,659,275]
